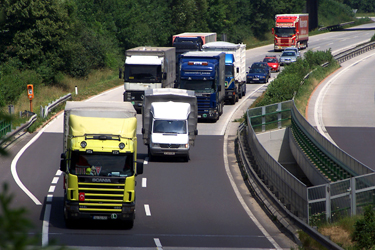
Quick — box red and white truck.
[272,14,309,51]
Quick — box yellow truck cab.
[60,101,142,228]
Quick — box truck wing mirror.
[141,128,145,134]
[236,67,239,73]
[195,129,198,136]
[218,85,222,92]
[272,28,274,35]
[60,153,67,172]
[119,67,122,79]
[162,72,167,80]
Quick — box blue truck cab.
[179,51,225,122]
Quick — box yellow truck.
[60,101,142,228]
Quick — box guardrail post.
[326,184,331,222]
[40,106,44,118]
[262,106,266,132]
[350,177,356,216]
[278,103,282,129]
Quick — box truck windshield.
[153,120,187,134]
[225,65,234,77]
[180,80,215,93]
[125,65,161,83]
[275,27,296,37]
[69,151,134,177]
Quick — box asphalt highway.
[1,20,375,249]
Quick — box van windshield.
[153,120,187,134]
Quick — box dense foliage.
[352,205,375,249]
[342,0,375,13]
[255,50,334,107]
[0,0,357,108]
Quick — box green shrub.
[352,205,375,249]
[0,60,42,107]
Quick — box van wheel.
[183,154,190,162]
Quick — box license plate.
[164,152,175,155]
[253,78,259,80]
[93,216,108,220]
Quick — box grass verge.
[1,68,123,133]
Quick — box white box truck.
[142,88,198,161]
[119,47,176,111]
[202,41,247,104]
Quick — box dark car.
[250,62,271,74]
[246,67,270,83]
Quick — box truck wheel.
[123,220,134,229]
[219,102,223,116]
[147,146,152,161]
[65,218,77,229]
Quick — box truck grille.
[160,144,180,149]
[76,177,129,212]
[197,96,211,112]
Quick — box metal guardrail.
[0,93,72,145]
[0,113,37,146]
[318,21,355,31]
[237,40,375,248]
[41,93,72,118]
[237,122,344,250]
[333,40,375,63]
[0,119,11,137]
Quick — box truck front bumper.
[198,109,219,120]
[123,91,144,108]
[64,200,135,222]
[225,89,237,100]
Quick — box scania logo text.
[92,178,111,183]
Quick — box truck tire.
[219,101,223,116]
[123,219,134,229]
[65,218,77,229]
[147,146,153,161]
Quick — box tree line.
[0,0,356,108]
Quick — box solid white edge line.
[42,204,51,246]
[144,204,151,216]
[223,86,282,249]
[314,52,375,145]
[10,126,50,205]
[220,84,266,135]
